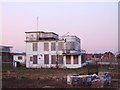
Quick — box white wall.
[13,55,26,64]
[26,41,64,68]
[26,33,38,41]
[26,39,82,68]
[63,55,81,68]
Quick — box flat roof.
[25,31,58,36]
[0,45,13,48]
[25,39,64,42]
[62,35,80,40]
[11,52,26,55]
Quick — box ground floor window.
[73,55,79,64]
[33,55,37,64]
[30,57,33,61]
[44,54,49,64]
[66,56,71,64]
[58,55,63,64]
[51,55,56,64]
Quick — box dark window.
[51,42,56,51]
[44,43,49,51]
[33,43,38,51]
[18,56,22,60]
[66,42,75,50]
[66,56,71,64]
[58,42,63,51]
[44,54,49,64]
[30,57,32,61]
[51,55,56,64]
[73,55,78,64]
[58,55,63,64]
[33,55,37,64]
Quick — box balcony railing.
[62,49,81,55]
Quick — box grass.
[2,62,119,79]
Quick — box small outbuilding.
[12,52,26,67]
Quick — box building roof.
[25,39,64,42]
[25,31,59,36]
[0,45,13,52]
[0,45,13,48]
[11,52,26,55]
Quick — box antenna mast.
[37,16,39,30]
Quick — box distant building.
[25,31,83,68]
[93,53,103,61]
[81,50,87,64]
[86,54,94,60]
[103,52,115,59]
[116,54,120,59]
[0,46,13,62]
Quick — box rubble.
[67,72,112,88]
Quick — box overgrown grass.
[2,62,119,79]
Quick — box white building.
[25,31,82,68]
[13,53,26,67]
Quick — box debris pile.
[67,72,112,88]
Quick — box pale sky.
[1,1,118,53]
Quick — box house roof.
[25,31,59,36]
[0,45,13,48]
[0,45,13,52]
[11,52,26,55]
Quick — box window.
[30,57,32,61]
[44,54,49,64]
[66,56,71,64]
[44,43,49,51]
[18,56,22,60]
[33,43,38,51]
[66,42,75,50]
[33,55,37,64]
[51,42,56,51]
[58,55,63,64]
[51,55,56,64]
[58,42,63,51]
[73,55,78,64]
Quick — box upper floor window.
[33,43,38,51]
[51,42,56,51]
[66,42,75,50]
[44,42,49,51]
[58,42,64,51]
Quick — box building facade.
[0,46,13,62]
[25,31,82,68]
[12,52,26,67]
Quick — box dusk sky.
[1,1,118,53]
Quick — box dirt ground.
[2,76,120,88]
[2,76,69,88]
[2,62,120,88]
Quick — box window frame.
[44,54,49,64]
[44,42,49,51]
[32,43,38,51]
[51,55,56,64]
[51,42,56,51]
[73,55,79,64]
[33,55,38,64]
[66,55,71,64]
[18,56,22,60]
